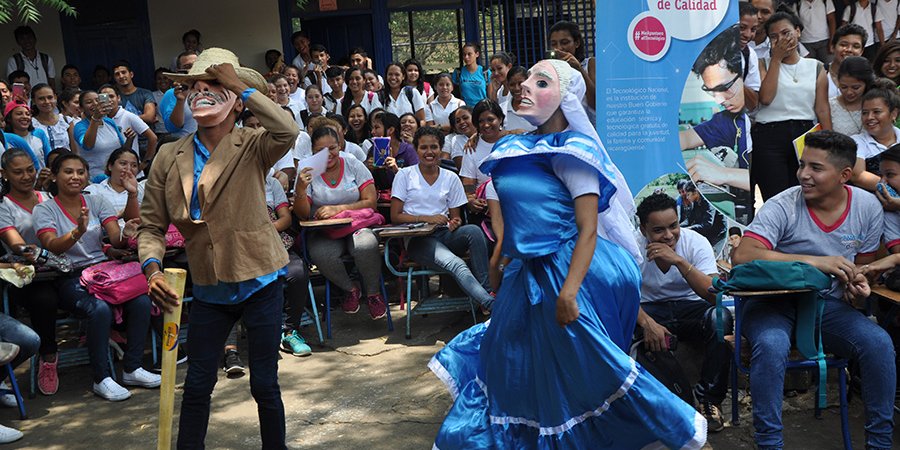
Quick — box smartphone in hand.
[11,83,25,102]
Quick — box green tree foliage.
[0,0,76,24]
[390,10,463,73]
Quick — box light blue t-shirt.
[159,88,197,137]
[452,65,490,106]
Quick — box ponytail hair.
[862,78,900,112]
[0,148,33,199]
[490,52,515,67]
[837,56,876,92]
[29,83,53,116]
[448,105,472,134]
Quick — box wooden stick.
[157,268,187,450]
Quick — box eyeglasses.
[701,73,741,94]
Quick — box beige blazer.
[138,91,299,286]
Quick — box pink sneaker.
[38,355,59,395]
[342,288,361,314]
[366,294,387,320]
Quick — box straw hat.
[164,47,268,95]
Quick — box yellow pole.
[157,268,186,450]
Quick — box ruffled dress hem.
[429,355,708,450]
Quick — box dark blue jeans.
[55,275,152,382]
[743,295,896,450]
[0,313,40,376]
[639,300,733,406]
[177,279,286,450]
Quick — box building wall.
[147,0,283,73]
[0,10,67,80]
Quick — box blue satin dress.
[429,132,706,449]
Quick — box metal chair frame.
[729,292,851,450]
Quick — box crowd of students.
[0,21,598,445]
[0,1,898,447]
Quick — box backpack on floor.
[630,340,696,408]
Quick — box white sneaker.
[0,382,16,408]
[0,423,22,444]
[122,368,161,389]
[92,377,131,401]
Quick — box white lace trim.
[432,354,707,449]
[682,411,708,450]
[428,357,460,401]
[481,359,640,436]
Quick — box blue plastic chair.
[728,291,851,450]
[301,228,393,340]
[0,281,117,399]
[0,363,25,419]
[380,235,476,340]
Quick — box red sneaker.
[342,288,361,314]
[38,355,59,395]
[366,294,387,320]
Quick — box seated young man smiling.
[733,130,895,450]
[635,192,731,433]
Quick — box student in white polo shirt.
[796,0,836,63]
[426,73,465,134]
[850,81,900,190]
[841,0,884,60]
[383,62,426,126]
[6,26,54,87]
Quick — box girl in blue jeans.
[390,126,494,310]
[0,308,39,444]
[34,153,157,402]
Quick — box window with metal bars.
[476,0,596,69]
[389,8,466,73]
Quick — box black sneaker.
[223,350,245,375]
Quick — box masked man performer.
[137,48,298,449]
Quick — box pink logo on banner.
[627,12,671,61]
[632,16,667,57]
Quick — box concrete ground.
[3,297,899,449]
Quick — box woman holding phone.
[72,90,126,180]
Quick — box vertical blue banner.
[596,1,746,251]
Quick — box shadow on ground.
[3,299,898,449]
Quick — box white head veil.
[544,60,643,263]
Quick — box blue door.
[301,14,375,68]
[59,0,155,89]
